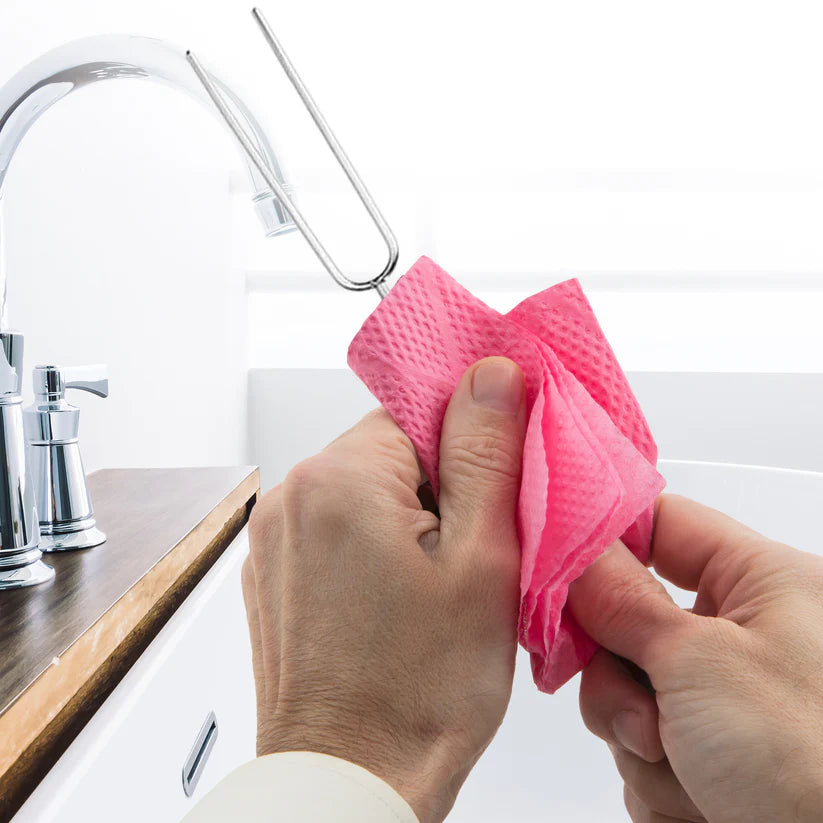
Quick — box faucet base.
[40,523,106,552]
[0,557,54,590]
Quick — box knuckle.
[600,570,666,629]
[355,406,394,433]
[300,453,354,491]
[282,457,324,499]
[247,487,283,547]
[445,430,521,483]
[323,406,387,449]
[373,429,419,475]
[596,570,688,663]
[357,406,396,433]
[284,456,333,506]
[282,455,353,530]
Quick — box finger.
[321,407,426,506]
[624,785,705,823]
[651,494,758,590]
[241,554,266,706]
[651,494,789,612]
[579,648,664,762]
[247,487,285,707]
[612,749,705,821]
[567,540,695,673]
[438,357,527,549]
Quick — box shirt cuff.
[182,751,419,823]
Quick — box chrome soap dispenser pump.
[23,365,109,551]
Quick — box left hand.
[241,357,527,823]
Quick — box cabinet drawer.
[14,528,257,823]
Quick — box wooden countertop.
[0,466,259,821]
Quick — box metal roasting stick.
[187,7,398,299]
[196,15,658,701]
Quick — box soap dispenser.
[23,365,109,551]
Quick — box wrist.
[258,714,461,823]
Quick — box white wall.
[3,95,249,472]
[0,0,276,471]
[236,0,823,372]
[6,0,823,475]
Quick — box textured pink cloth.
[348,257,665,693]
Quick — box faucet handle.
[64,365,109,398]
[33,365,109,402]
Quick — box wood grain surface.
[0,466,259,821]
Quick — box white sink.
[449,459,823,822]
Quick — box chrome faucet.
[0,34,296,589]
[0,9,400,590]
[0,34,297,327]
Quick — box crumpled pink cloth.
[348,257,665,693]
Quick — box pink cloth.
[348,257,665,693]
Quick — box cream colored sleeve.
[181,751,419,823]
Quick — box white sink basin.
[449,459,823,822]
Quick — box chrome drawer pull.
[182,710,219,797]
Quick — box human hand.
[569,494,823,823]
[241,357,527,823]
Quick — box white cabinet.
[14,528,257,823]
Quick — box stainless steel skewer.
[187,7,398,299]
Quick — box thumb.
[438,357,527,545]
[567,541,695,674]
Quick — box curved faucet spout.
[0,34,296,328]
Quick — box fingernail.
[611,710,647,760]
[471,359,524,414]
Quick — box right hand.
[568,494,823,823]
